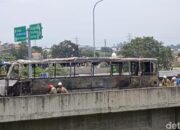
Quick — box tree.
[80,46,93,57]
[51,40,79,58]
[11,43,28,59]
[119,36,173,70]
[0,53,15,62]
[32,46,43,53]
[101,47,113,53]
[42,50,49,59]
[95,52,100,57]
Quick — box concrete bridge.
[1,87,180,130]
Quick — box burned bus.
[0,57,158,96]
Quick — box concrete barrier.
[0,87,180,122]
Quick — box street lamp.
[93,0,104,57]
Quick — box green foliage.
[11,43,28,59]
[51,40,79,58]
[20,65,67,78]
[32,46,43,53]
[21,66,48,78]
[0,51,15,76]
[101,47,113,53]
[100,47,113,57]
[95,52,100,57]
[34,67,45,77]
[47,64,67,76]
[119,36,173,70]
[80,46,112,57]
[21,66,28,78]
[80,47,93,57]
[42,50,49,59]
[7,44,43,60]
[0,53,15,62]
[97,50,112,57]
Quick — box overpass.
[1,87,180,130]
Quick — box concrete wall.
[0,108,179,130]
[1,87,180,122]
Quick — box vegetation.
[20,64,67,78]
[101,47,113,53]
[11,43,28,59]
[32,46,43,53]
[80,46,94,57]
[42,50,49,59]
[51,40,79,58]
[0,53,15,62]
[0,53,16,75]
[119,36,173,70]
[0,37,176,74]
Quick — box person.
[162,75,171,87]
[171,77,177,87]
[177,78,180,87]
[56,82,69,94]
[48,84,57,94]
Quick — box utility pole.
[93,0,104,57]
[34,40,37,46]
[27,28,32,78]
[104,39,107,57]
[127,33,132,42]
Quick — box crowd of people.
[161,75,180,87]
[48,82,69,94]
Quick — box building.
[32,52,42,60]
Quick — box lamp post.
[93,0,104,57]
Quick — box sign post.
[29,23,43,40]
[27,28,32,78]
[14,26,27,42]
[14,23,43,78]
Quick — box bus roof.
[13,57,158,64]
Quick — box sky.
[0,0,180,48]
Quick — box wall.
[0,108,179,130]
[1,87,180,123]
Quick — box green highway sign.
[14,26,27,42]
[29,23,43,40]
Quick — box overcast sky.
[0,0,180,47]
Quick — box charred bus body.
[0,57,158,96]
